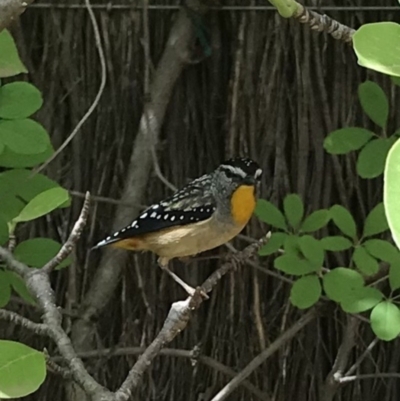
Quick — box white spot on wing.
[164,214,169,220]
[150,212,157,218]
[140,213,148,219]
[171,216,175,221]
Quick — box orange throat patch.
[230,185,256,226]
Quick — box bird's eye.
[254,168,262,180]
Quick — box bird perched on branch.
[93,157,262,296]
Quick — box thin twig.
[321,316,360,401]
[0,308,48,336]
[45,351,74,380]
[209,307,320,401]
[345,338,379,376]
[70,190,147,208]
[52,346,270,400]
[42,192,90,273]
[114,235,270,401]
[339,373,400,384]
[32,0,107,174]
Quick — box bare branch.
[43,192,91,273]
[345,338,379,376]
[0,308,48,336]
[321,316,360,401]
[209,308,319,401]
[268,0,355,43]
[0,247,29,276]
[33,0,106,174]
[0,0,34,32]
[115,236,269,401]
[52,346,270,400]
[339,373,400,384]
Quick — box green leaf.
[358,81,389,128]
[370,301,400,341]
[389,265,400,291]
[320,236,353,251]
[323,268,364,302]
[0,194,25,222]
[13,187,69,223]
[0,119,50,155]
[323,128,374,155]
[0,271,11,307]
[254,199,287,230]
[0,82,43,119]
[357,138,394,179]
[290,275,321,309]
[283,235,299,254]
[341,287,383,314]
[363,203,389,237]
[300,209,330,232]
[0,340,46,398]
[384,137,400,250]
[353,246,379,276]
[363,239,400,264]
[392,76,400,86]
[0,30,28,78]
[330,205,357,239]
[0,168,64,203]
[274,254,319,276]
[14,238,71,269]
[5,272,36,305]
[283,194,304,229]
[353,22,400,78]
[258,232,287,256]
[0,144,54,168]
[0,216,9,245]
[298,235,324,266]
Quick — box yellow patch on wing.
[230,185,256,225]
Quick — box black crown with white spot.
[219,157,262,182]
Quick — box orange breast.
[230,185,256,226]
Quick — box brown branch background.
[2,1,400,401]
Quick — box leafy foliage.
[323,127,374,155]
[384,138,400,250]
[290,275,321,309]
[353,22,400,77]
[358,80,388,128]
[0,31,27,77]
[0,340,46,398]
[370,302,400,341]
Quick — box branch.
[33,0,106,175]
[339,373,400,384]
[0,308,48,336]
[0,0,34,32]
[52,346,270,401]
[114,236,269,401]
[268,0,355,43]
[0,196,113,400]
[42,192,90,273]
[321,316,360,401]
[209,307,319,401]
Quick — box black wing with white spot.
[93,174,216,249]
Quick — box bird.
[93,157,262,296]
